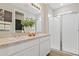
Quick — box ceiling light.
[48,14,52,17]
[60,3,64,6]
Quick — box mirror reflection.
[0,3,41,37]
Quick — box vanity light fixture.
[31,3,40,10]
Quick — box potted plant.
[21,18,35,33]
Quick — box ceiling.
[48,3,72,10]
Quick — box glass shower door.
[62,13,79,54]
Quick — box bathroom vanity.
[0,33,50,56]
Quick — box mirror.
[0,3,40,37]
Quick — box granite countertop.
[0,33,49,48]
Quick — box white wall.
[48,6,54,49]
[49,17,54,48]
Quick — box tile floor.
[48,49,75,56]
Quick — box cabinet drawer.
[0,39,39,56]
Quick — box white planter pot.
[24,26,32,33]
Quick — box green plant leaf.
[21,18,36,27]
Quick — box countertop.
[0,33,50,48]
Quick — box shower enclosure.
[49,12,79,55]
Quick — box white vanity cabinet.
[39,36,50,56]
[0,35,50,56]
[11,38,39,56]
[0,38,39,56]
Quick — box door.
[52,16,61,50]
[62,13,78,54]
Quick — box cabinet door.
[62,13,78,54]
[40,39,50,56]
[14,47,34,56]
[52,16,61,50]
[14,45,39,56]
[32,45,39,56]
